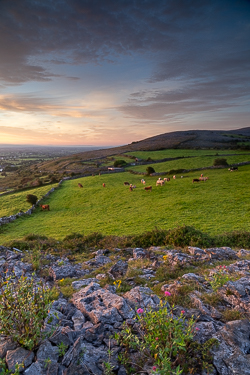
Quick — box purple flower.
[195,327,200,331]
[164,291,171,296]
[137,308,144,314]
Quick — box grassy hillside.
[0,162,250,242]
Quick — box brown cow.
[129,186,133,191]
[192,179,200,183]
[78,183,83,188]
[103,183,106,187]
[144,186,152,191]
[40,204,50,211]
[124,182,130,185]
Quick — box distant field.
[0,185,58,217]
[0,163,250,243]
[128,153,250,174]
[124,149,250,160]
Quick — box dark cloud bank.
[0,0,249,126]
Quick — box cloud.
[1,0,249,84]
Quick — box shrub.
[114,302,216,375]
[114,159,127,167]
[26,194,38,205]
[215,230,250,248]
[146,166,155,175]
[165,225,214,248]
[132,228,167,248]
[0,274,51,350]
[213,158,228,166]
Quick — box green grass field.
[0,162,250,242]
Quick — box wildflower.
[219,265,222,268]
[152,366,157,371]
[195,327,200,331]
[137,308,144,314]
[164,291,171,296]
[155,337,159,340]
[181,310,185,314]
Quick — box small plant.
[0,274,52,350]
[26,194,38,205]
[44,358,52,370]
[57,341,68,356]
[103,361,115,375]
[0,358,23,374]
[113,280,122,288]
[205,266,230,291]
[114,302,196,375]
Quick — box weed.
[0,358,23,374]
[205,267,230,291]
[222,309,244,321]
[57,341,68,356]
[0,274,51,350]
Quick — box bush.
[165,225,214,248]
[114,303,216,375]
[26,194,38,205]
[0,274,51,350]
[114,159,127,167]
[215,230,250,248]
[146,166,155,175]
[132,228,168,248]
[213,158,228,166]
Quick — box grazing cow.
[192,179,200,183]
[144,186,152,191]
[229,167,238,171]
[199,176,209,181]
[156,180,165,186]
[124,182,130,185]
[40,204,50,211]
[78,183,83,188]
[173,175,176,179]
[164,177,170,182]
[103,183,106,187]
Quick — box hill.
[1,127,250,193]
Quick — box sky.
[0,0,250,146]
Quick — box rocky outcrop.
[1,244,250,374]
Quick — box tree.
[114,160,126,167]
[26,194,38,205]
[213,158,228,166]
[146,166,155,175]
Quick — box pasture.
[0,163,250,242]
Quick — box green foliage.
[132,228,168,248]
[0,274,51,350]
[115,304,217,375]
[213,158,228,166]
[205,267,230,291]
[114,159,127,167]
[215,230,250,248]
[115,304,197,375]
[165,225,214,248]
[26,194,38,205]
[57,341,69,356]
[146,166,155,175]
[0,358,23,374]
